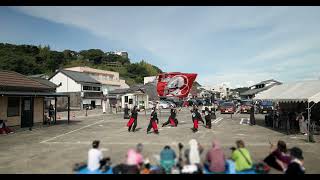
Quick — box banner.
[157,72,197,98]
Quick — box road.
[0,108,319,174]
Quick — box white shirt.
[87,148,103,171]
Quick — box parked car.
[259,100,274,114]
[240,100,252,114]
[201,101,214,113]
[159,101,170,109]
[165,101,176,108]
[220,102,236,114]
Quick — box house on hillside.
[240,79,282,99]
[0,70,70,128]
[49,70,103,110]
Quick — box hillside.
[0,43,162,86]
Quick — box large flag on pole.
[157,72,197,98]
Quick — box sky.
[1,6,320,88]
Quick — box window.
[93,87,101,91]
[125,96,129,103]
[83,86,92,91]
[7,97,20,117]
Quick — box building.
[144,76,157,84]
[240,79,282,99]
[108,82,158,109]
[0,70,70,127]
[107,51,129,59]
[115,51,128,59]
[49,69,103,109]
[201,83,230,100]
[64,66,129,95]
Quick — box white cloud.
[10,6,320,87]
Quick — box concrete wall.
[50,72,81,92]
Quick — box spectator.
[0,119,14,135]
[182,139,203,174]
[87,140,103,171]
[126,143,144,168]
[285,147,305,174]
[264,140,291,171]
[231,140,253,172]
[49,103,55,124]
[160,145,177,174]
[140,159,151,174]
[205,140,226,173]
[296,112,308,135]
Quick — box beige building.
[64,66,129,94]
[0,70,70,127]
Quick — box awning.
[253,80,320,103]
[0,91,70,97]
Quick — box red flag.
[157,72,197,98]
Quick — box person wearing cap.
[285,147,305,174]
[147,107,159,134]
[87,140,103,171]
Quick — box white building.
[202,83,231,100]
[64,66,129,95]
[49,70,103,109]
[144,76,157,84]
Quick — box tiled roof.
[59,70,101,84]
[0,70,54,91]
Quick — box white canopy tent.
[253,80,320,142]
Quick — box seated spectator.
[87,140,104,171]
[231,140,253,172]
[264,140,291,171]
[285,147,305,174]
[140,159,151,174]
[160,145,177,174]
[205,139,226,173]
[182,139,203,174]
[113,149,142,174]
[126,143,144,167]
[0,120,14,135]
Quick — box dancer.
[204,107,212,129]
[124,104,130,119]
[162,108,178,127]
[127,106,140,132]
[191,106,204,133]
[147,107,159,134]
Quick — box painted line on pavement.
[214,118,224,124]
[40,118,106,143]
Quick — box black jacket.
[170,109,177,119]
[204,110,211,121]
[151,111,159,123]
[131,109,139,119]
[285,162,305,174]
[192,110,203,122]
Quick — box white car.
[159,101,170,109]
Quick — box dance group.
[124,104,215,134]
